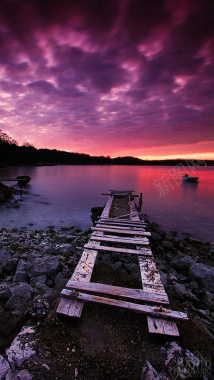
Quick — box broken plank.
[90,235,150,245]
[138,257,166,292]
[64,281,169,304]
[57,248,98,316]
[95,223,145,231]
[91,226,151,236]
[96,221,147,229]
[101,196,114,218]
[84,242,152,256]
[100,218,146,225]
[63,291,188,320]
[147,317,179,336]
[129,200,180,335]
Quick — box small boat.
[16,176,31,185]
[182,174,199,182]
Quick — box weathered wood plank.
[65,281,169,304]
[90,235,150,245]
[95,223,145,231]
[100,218,146,225]
[101,196,114,218]
[129,199,180,336]
[91,227,151,236]
[96,221,147,228]
[138,257,166,293]
[84,242,152,256]
[62,291,188,320]
[57,249,98,316]
[147,317,179,336]
[57,196,113,317]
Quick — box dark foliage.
[0,130,213,166]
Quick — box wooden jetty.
[57,190,188,336]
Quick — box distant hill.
[0,131,213,166]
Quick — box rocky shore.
[0,217,213,379]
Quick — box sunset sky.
[0,0,214,159]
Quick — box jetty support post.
[137,192,143,212]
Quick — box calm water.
[0,165,213,242]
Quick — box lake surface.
[0,165,213,242]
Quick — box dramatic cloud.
[0,0,213,158]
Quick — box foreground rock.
[0,220,213,379]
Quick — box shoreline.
[0,215,213,378]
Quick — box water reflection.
[0,165,213,242]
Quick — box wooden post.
[137,193,143,212]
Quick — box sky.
[0,0,214,160]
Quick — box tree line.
[0,130,213,166]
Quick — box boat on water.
[182,174,199,182]
[16,175,31,185]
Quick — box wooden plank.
[62,291,188,321]
[109,189,135,193]
[84,242,152,256]
[138,257,166,293]
[101,196,114,218]
[147,317,179,336]
[96,221,147,228]
[90,235,150,245]
[57,195,113,317]
[129,199,180,336]
[57,249,98,316]
[91,227,151,236]
[65,281,169,304]
[96,223,146,231]
[100,218,147,225]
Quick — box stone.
[162,241,174,250]
[171,253,195,269]
[17,369,33,380]
[141,360,160,380]
[124,263,138,274]
[27,256,59,277]
[0,249,12,271]
[173,282,186,296]
[13,260,28,282]
[0,284,12,300]
[30,296,49,320]
[0,355,10,380]
[189,263,214,292]
[111,261,122,271]
[202,290,214,308]
[160,342,200,380]
[6,327,36,368]
[5,283,32,313]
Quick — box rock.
[171,253,195,269]
[61,225,75,231]
[189,263,214,292]
[17,369,33,380]
[124,263,138,274]
[30,296,49,321]
[160,342,201,380]
[27,256,59,277]
[162,241,174,250]
[6,327,36,368]
[172,282,186,296]
[13,260,28,282]
[0,249,13,272]
[202,290,214,308]
[158,269,168,287]
[111,261,122,271]
[0,355,10,380]
[0,284,12,300]
[30,275,47,287]
[101,254,113,266]
[141,360,160,380]
[5,283,31,314]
